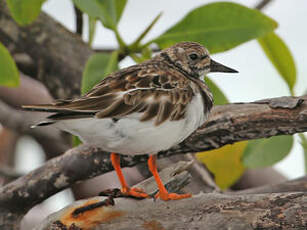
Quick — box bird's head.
[159,41,238,78]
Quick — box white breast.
[55,94,206,155]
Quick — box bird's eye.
[189,53,199,60]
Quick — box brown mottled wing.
[23,62,195,125]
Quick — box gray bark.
[35,162,307,230]
[36,193,307,230]
[0,95,307,228]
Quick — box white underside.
[54,94,207,155]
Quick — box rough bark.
[0,95,307,228]
[34,163,307,230]
[39,192,306,230]
[168,95,307,154]
[0,1,93,99]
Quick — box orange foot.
[155,192,191,201]
[121,187,149,199]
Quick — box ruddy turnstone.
[23,42,238,201]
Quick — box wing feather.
[22,62,196,125]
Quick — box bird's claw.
[155,192,191,201]
[121,187,149,199]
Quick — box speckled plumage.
[23,42,237,155]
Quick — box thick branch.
[235,175,307,194]
[0,99,69,155]
[0,73,53,107]
[167,96,307,155]
[0,73,70,157]
[83,192,307,230]
[35,163,307,230]
[0,96,306,216]
[37,192,306,230]
[0,1,93,99]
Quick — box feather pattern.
[23,60,209,126]
[21,42,238,155]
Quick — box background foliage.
[0,0,303,189]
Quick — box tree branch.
[235,175,307,194]
[0,73,70,157]
[35,165,307,230]
[0,165,22,181]
[255,0,274,10]
[0,1,93,99]
[0,99,69,156]
[36,192,306,230]
[0,95,306,226]
[73,5,83,36]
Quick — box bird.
[23,41,238,201]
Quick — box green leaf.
[73,0,127,30]
[73,136,82,147]
[205,77,228,105]
[6,0,46,25]
[152,2,277,53]
[114,0,127,23]
[258,32,296,94]
[81,52,118,95]
[141,46,153,61]
[0,42,19,87]
[243,135,293,168]
[196,141,247,189]
[88,16,97,47]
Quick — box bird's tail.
[22,104,95,127]
[22,104,65,113]
[30,120,55,128]
[22,104,59,128]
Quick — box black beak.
[210,59,238,73]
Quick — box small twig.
[74,5,83,36]
[94,46,161,62]
[185,154,220,191]
[137,161,192,196]
[255,0,274,10]
[129,12,162,50]
[94,46,161,54]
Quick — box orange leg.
[148,155,191,201]
[111,153,148,198]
